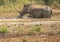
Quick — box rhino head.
[19,4,32,18]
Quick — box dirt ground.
[0,21,60,42]
[0,33,60,42]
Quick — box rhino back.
[28,5,47,10]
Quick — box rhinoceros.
[19,4,52,18]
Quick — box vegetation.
[22,39,27,42]
[0,28,9,33]
[17,28,24,32]
[0,0,60,7]
[31,26,41,32]
[0,0,60,14]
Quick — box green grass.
[0,28,9,33]
[31,26,41,32]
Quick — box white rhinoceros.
[19,4,52,18]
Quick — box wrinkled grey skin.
[19,4,52,18]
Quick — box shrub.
[0,28,9,33]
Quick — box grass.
[31,25,41,32]
[0,4,22,13]
[0,5,22,18]
[0,28,9,33]
[22,39,27,42]
[17,28,24,32]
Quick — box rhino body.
[19,4,52,18]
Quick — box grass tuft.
[31,26,41,32]
[0,28,9,33]
[22,39,27,42]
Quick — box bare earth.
[0,20,60,42]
